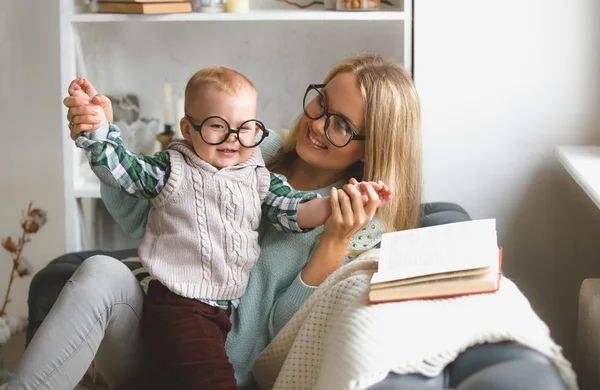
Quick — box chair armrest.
[578,278,600,390]
[369,342,566,389]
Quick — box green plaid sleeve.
[75,124,170,199]
[262,173,320,233]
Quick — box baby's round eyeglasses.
[184,115,269,148]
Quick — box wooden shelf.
[70,8,405,22]
[556,146,600,210]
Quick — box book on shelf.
[97,2,192,14]
[368,219,502,304]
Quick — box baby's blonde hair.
[269,54,422,233]
[184,66,256,113]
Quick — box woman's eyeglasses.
[303,84,365,148]
[184,115,268,148]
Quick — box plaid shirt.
[76,124,318,308]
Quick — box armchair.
[24,202,567,389]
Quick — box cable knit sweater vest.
[138,140,271,300]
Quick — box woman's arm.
[101,184,151,240]
[302,184,379,285]
[82,125,153,239]
[268,184,381,337]
[267,235,349,338]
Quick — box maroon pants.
[120,280,236,390]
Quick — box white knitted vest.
[138,141,271,300]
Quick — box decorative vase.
[324,0,337,9]
[0,344,12,385]
[118,118,161,156]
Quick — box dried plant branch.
[0,202,46,319]
[0,229,27,317]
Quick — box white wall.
[0,2,64,317]
[415,0,600,363]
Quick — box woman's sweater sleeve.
[268,216,386,339]
[268,270,317,339]
[100,183,151,240]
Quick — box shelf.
[70,8,405,22]
[556,146,600,210]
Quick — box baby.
[69,67,392,389]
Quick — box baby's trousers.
[123,280,236,390]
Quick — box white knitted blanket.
[253,249,577,390]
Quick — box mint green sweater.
[101,131,385,388]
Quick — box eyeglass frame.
[303,84,366,148]
[184,114,269,148]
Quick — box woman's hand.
[323,181,379,242]
[63,79,113,140]
[300,182,379,286]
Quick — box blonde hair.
[184,66,256,113]
[269,54,422,233]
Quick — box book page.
[372,219,498,284]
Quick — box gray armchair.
[25,202,567,389]
[578,279,600,390]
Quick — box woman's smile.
[304,127,328,151]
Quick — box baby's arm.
[263,174,394,231]
[296,197,332,228]
[75,125,170,199]
[296,179,393,229]
[262,173,321,233]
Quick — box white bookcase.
[59,0,412,252]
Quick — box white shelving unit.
[59,0,412,251]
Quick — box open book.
[368,219,502,304]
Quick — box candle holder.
[156,124,175,152]
[225,0,249,13]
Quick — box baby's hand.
[349,178,393,208]
[67,78,107,130]
[68,78,99,101]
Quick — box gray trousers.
[7,256,145,390]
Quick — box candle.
[225,0,249,13]
[175,98,185,139]
[163,81,173,125]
